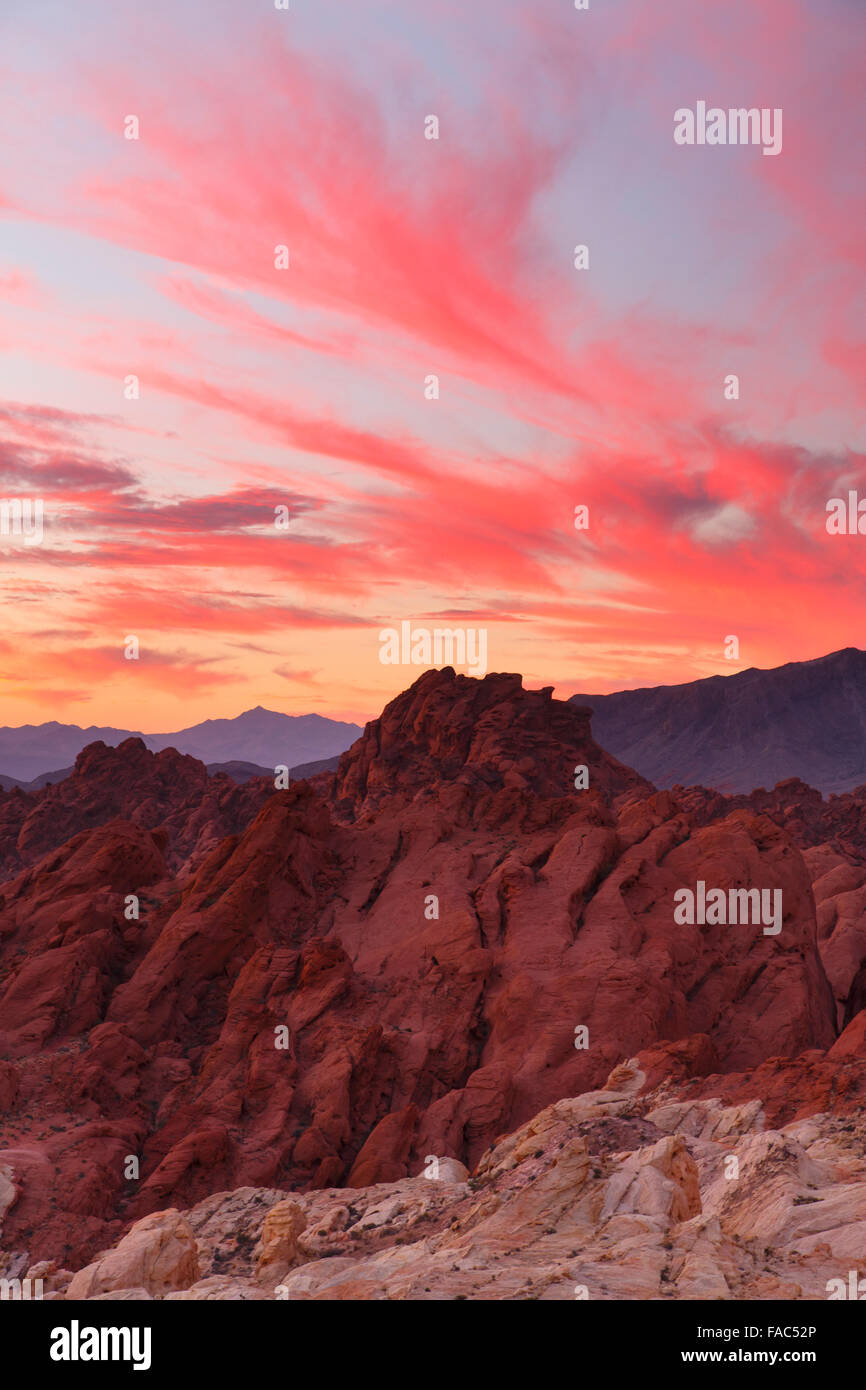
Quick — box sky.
[0,0,863,730]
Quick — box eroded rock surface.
[44,1054,866,1301]
[0,669,863,1288]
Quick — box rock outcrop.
[36,1049,866,1301]
[0,668,863,1291]
[0,738,272,882]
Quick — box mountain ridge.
[569,646,866,794]
[0,708,363,782]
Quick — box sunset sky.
[0,0,863,730]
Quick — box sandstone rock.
[419,1156,469,1183]
[65,1210,199,1298]
[828,1008,866,1059]
[600,1135,701,1226]
[1,668,864,1274]
[0,738,271,882]
[347,1106,418,1188]
[165,1275,271,1300]
[0,1164,16,1229]
[0,1062,18,1112]
[254,1200,308,1284]
[24,1260,72,1294]
[88,1287,154,1300]
[51,1055,866,1301]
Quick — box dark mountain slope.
[570,648,866,794]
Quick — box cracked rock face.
[0,669,865,1293]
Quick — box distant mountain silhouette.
[201,760,274,783]
[286,753,343,780]
[0,752,346,792]
[145,707,362,770]
[0,766,75,792]
[204,754,342,783]
[569,647,866,794]
[0,707,363,782]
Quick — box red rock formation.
[42,1041,866,1303]
[0,669,859,1274]
[675,776,866,864]
[626,1024,866,1130]
[0,738,272,881]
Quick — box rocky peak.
[334,667,650,815]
